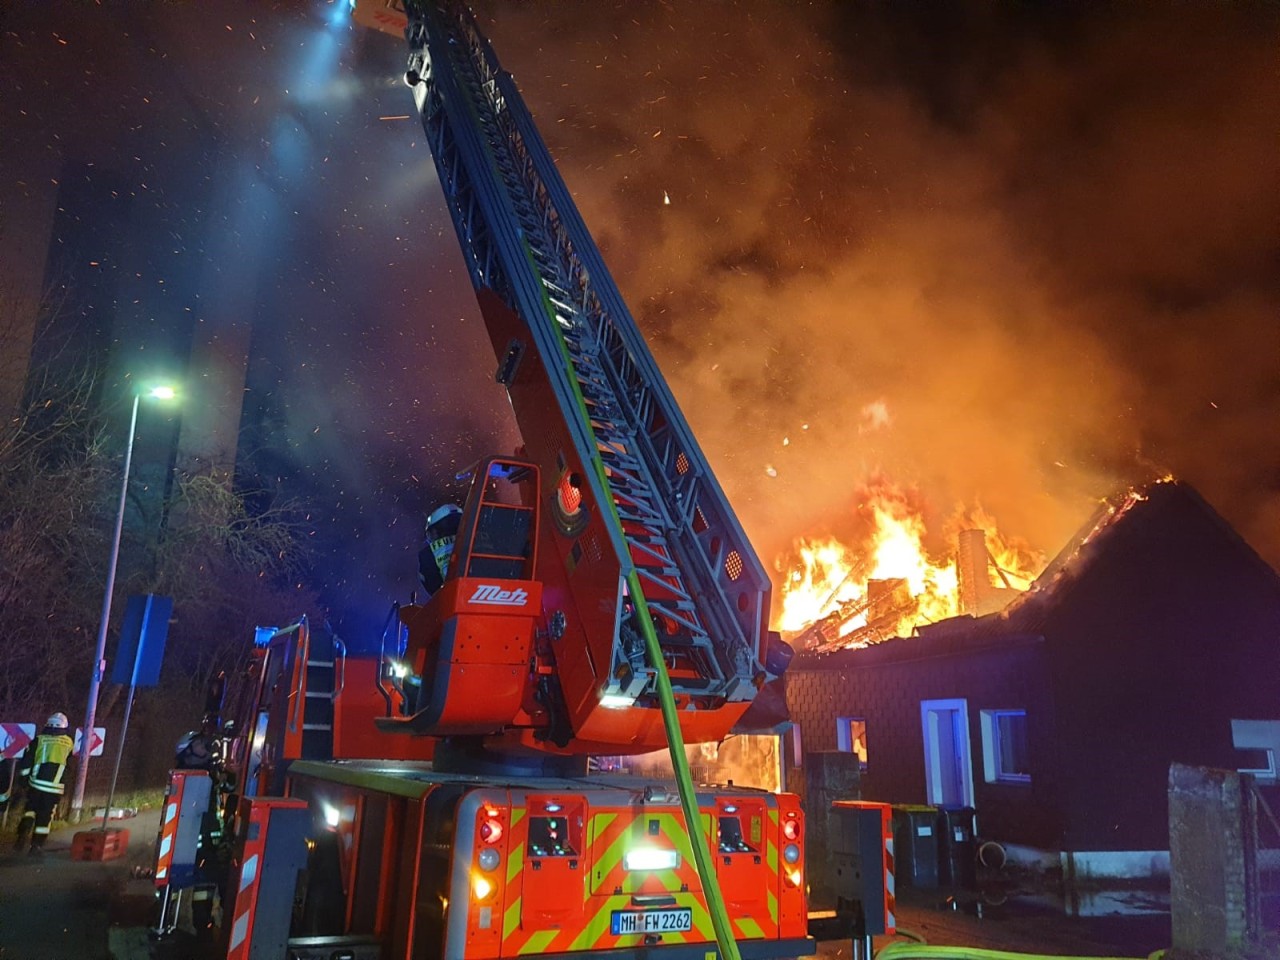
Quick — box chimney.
[956,528,991,616]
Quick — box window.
[836,717,868,770]
[1232,719,1280,784]
[980,709,1030,784]
[922,700,975,805]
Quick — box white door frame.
[920,698,975,807]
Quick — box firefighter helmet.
[45,712,69,730]
[426,503,462,536]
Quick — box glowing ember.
[776,479,1044,650]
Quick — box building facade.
[786,481,1280,878]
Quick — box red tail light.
[480,818,503,844]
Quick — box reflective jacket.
[18,728,74,795]
[418,534,457,595]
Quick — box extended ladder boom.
[402,0,772,744]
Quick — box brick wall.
[786,636,1065,850]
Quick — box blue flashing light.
[328,0,352,27]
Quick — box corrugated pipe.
[876,942,1166,960]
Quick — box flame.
[777,479,1045,650]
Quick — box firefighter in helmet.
[175,729,215,770]
[418,503,462,596]
[14,712,74,856]
[173,726,227,935]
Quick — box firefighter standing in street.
[13,712,74,856]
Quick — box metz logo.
[469,584,529,606]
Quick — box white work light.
[623,848,680,871]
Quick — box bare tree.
[143,470,318,698]
[0,282,319,726]
[0,358,109,715]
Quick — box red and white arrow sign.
[0,723,36,760]
[74,727,107,758]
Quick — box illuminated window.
[836,717,868,770]
[980,709,1029,783]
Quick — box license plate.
[610,908,693,935]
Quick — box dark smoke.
[2,2,1276,641]
[476,1,1280,580]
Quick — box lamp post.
[69,384,176,820]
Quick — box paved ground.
[0,806,159,960]
[0,804,1267,960]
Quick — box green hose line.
[628,568,743,960]
[874,940,1160,960]
[528,239,742,960]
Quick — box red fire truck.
[182,3,815,958]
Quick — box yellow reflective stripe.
[507,808,728,953]
[690,899,715,940]
[622,867,681,894]
[510,806,526,828]
[735,917,765,939]
[588,810,700,889]
[766,808,779,869]
[655,811,696,861]
[503,897,522,939]
[507,840,524,885]
[33,737,72,767]
[518,930,558,954]
[589,811,617,842]
[767,888,778,924]
[570,893,629,949]
[588,812,625,883]
[572,892,712,950]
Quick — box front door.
[920,699,974,807]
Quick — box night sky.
[2,1,1277,644]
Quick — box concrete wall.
[1169,762,1260,953]
[802,751,861,909]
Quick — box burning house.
[777,480,1042,651]
[783,479,1280,879]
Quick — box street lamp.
[69,383,178,820]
